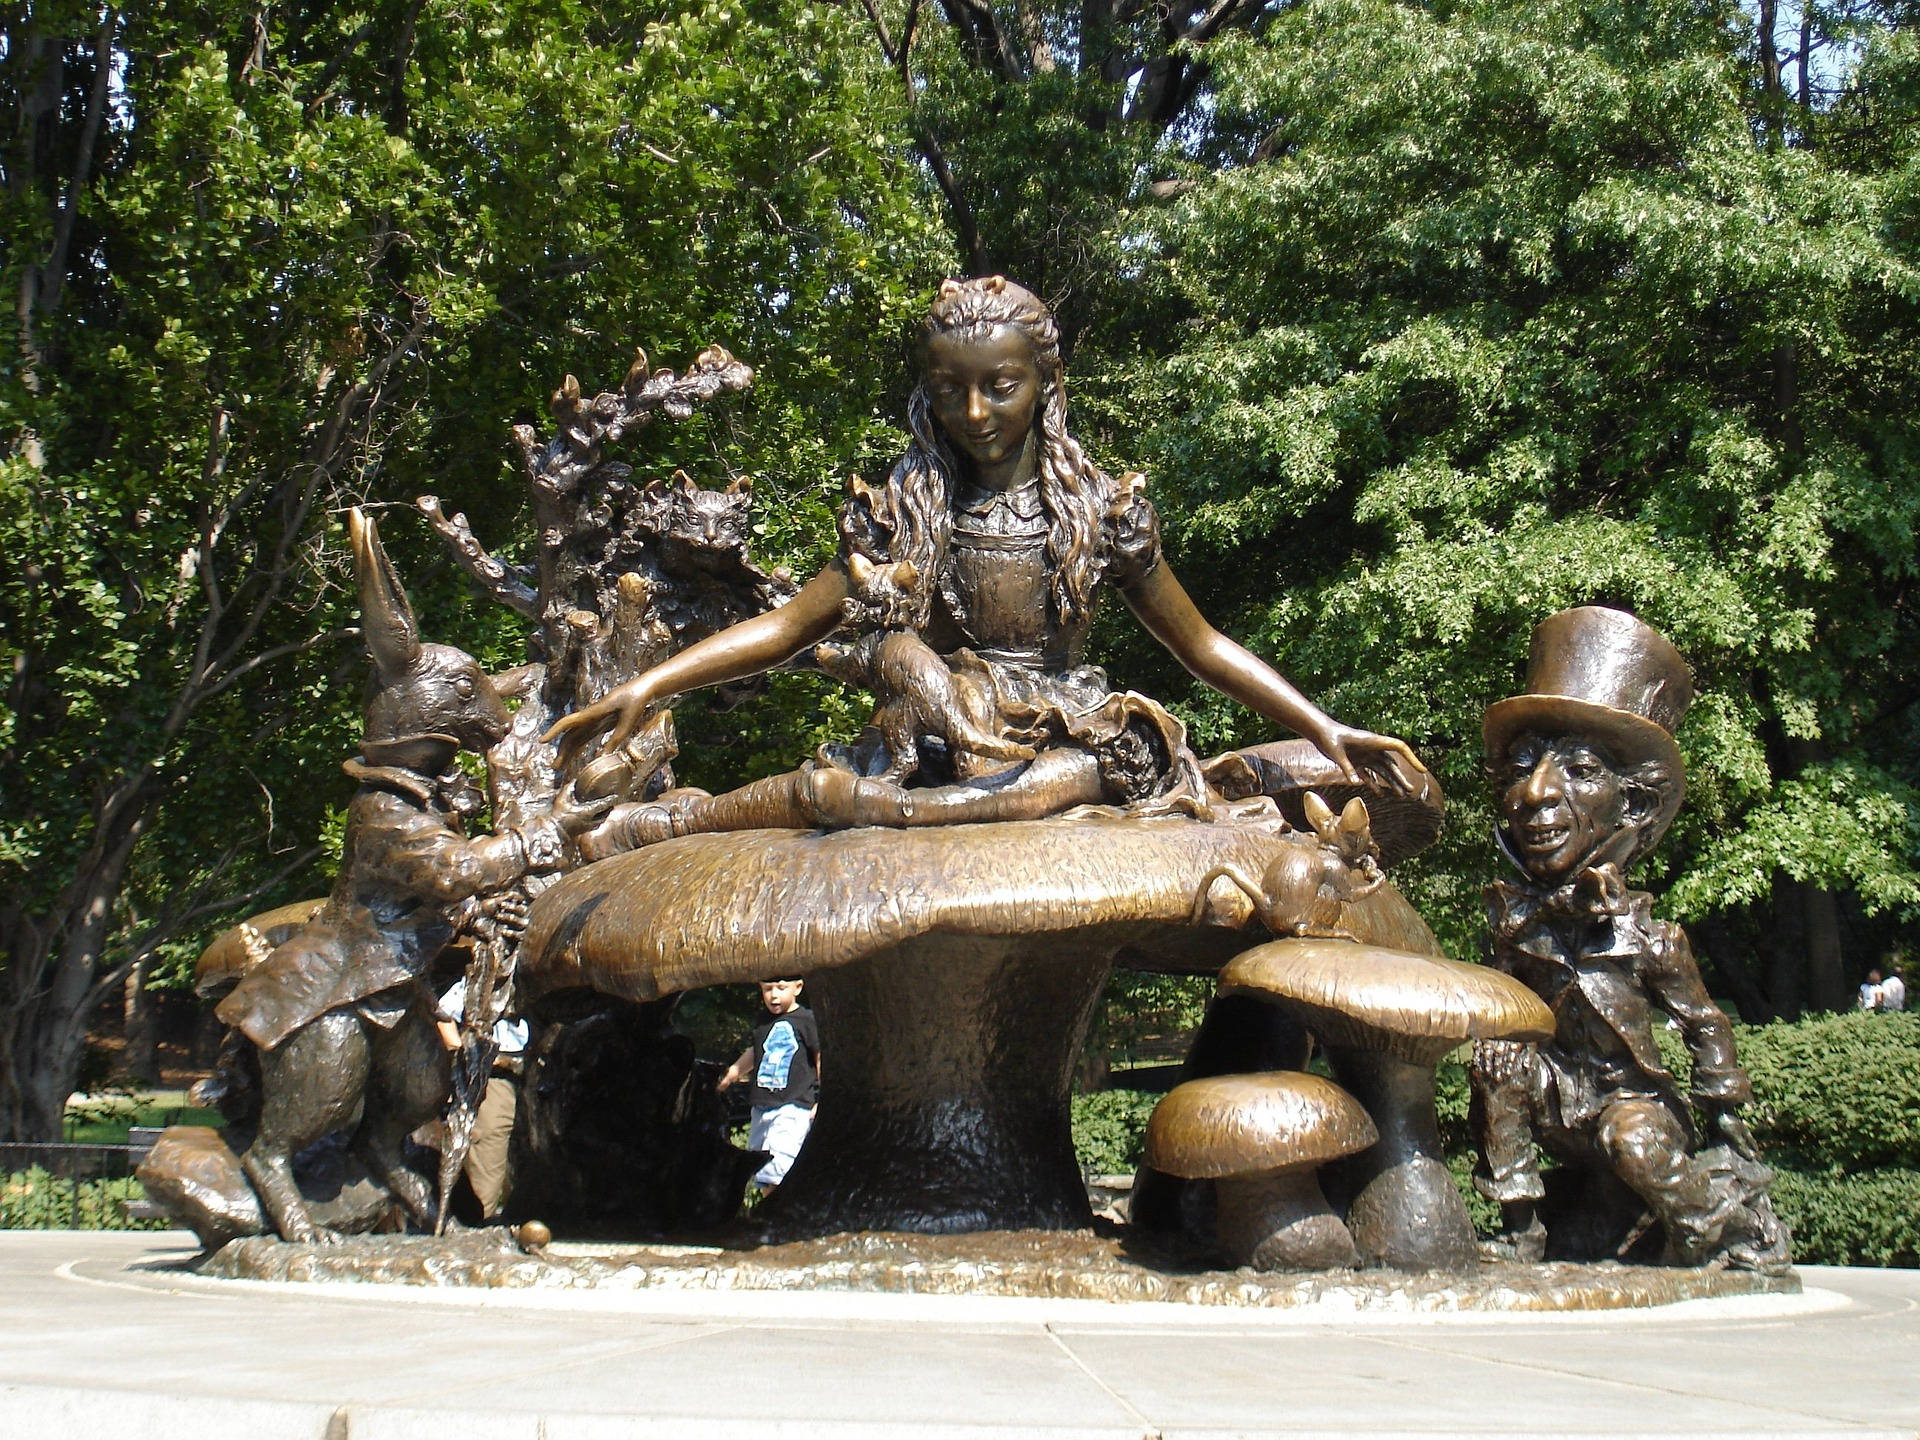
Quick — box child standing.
[719,977,820,1192]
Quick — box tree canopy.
[5,0,1919,1137]
[1,0,947,1137]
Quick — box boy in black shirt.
[719,977,820,1192]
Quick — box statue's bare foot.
[801,767,914,830]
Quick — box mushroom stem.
[757,929,1112,1239]
[1325,1047,1477,1271]
[1217,1167,1358,1271]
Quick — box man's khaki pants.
[466,1074,518,1218]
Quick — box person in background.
[1860,969,1886,1012]
[1879,966,1906,1013]
[435,976,529,1219]
[719,977,820,1193]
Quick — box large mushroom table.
[518,812,1440,1238]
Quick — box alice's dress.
[834,476,1210,813]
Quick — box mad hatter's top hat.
[1483,607,1692,841]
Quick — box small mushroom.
[1219,938,1552,1271]
[1143,1072,1377,1271]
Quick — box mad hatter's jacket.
[1485,868,1748,1137]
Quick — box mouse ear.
[1301,789,1336,840]
[1338,797,1374,847]
[350,508,421,682]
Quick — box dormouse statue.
[1470,606,1790,1272]
[211,509,609,1242]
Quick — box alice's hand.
[1312,723,1430,797]
[543,675,654,756]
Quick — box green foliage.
[1434,1050,1472,1155]
[1768,1167,1920,1267]
[1070,1088,1160,1175]
[1090,972,1214,1070]
[1737,1012,1920,1171]
[62,1096,220,1146]
[0,0,950,1135]
[0,1169,168,1231]
[1075,0,1920,975]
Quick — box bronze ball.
[515,1220,552,1251]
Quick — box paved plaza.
[1,1230,1914,1438]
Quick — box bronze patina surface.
[199,1227,1800,1314]
[520,815,1437,1000]
[520,815,1436,1236]
[1473,607,1792,1273]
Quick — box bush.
[1071,1090,1160,1175]
[0,1168,168,1231]
[1737,1013,1920,1172]
[1769,1168,1920,1268]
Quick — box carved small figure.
[1471,606,1789,1271]
[1189,792,1385,937]
[210,510,609,1243]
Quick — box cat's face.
[642,474,753,553]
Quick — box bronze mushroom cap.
[1144,1072,1377,1181]
[1144,1071,1377,1272]
[519,817,1436,1000]
[1219,938,1552,1065]
[193,898,327,999]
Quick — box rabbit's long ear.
[350,508,421,682]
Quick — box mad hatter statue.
[1471,607,1790,1272]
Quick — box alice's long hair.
[840,276,1114,631]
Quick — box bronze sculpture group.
[141,276,1791,1280]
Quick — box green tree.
[831,0,1920,1019]
[1102,0,1920,1013]
[0,0,946,1140]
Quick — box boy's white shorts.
[748,1102,815,1186]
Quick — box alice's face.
[1498,733,1632,883]
[923,325,1042,477]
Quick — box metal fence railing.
[1,1135,165,1228]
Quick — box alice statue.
[550,275,1424,837]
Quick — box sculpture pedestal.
[519,815,1439,1239]
[764,932,1113,1237]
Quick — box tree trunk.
[1756,0,1786,148]
[0,785,154,1141]
[124,956,160,1085]
[1692,914,1773,1024]
[1764,876,1804,1021]
[1800,882,1847,1013]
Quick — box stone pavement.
[2,1230,1915,1439]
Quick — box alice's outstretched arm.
[546,563,853,751]
[1121,561,1427,793]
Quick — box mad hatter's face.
[1498,733,1631,884]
